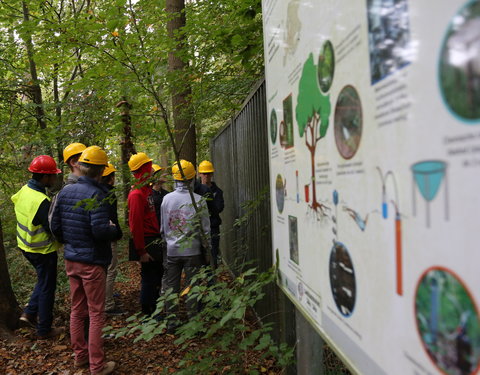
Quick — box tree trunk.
[53,62,64,165]
[166,0,196,166]
[306,118,326,215]
[22,1,47,129]
[116,98,137,223]
[0,218,20,337]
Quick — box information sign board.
[262,1,480,374]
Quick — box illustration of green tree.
[296,53,332,214]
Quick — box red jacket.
[128,165,160,256]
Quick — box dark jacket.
[152,187,169,226]
[50,176,119,266]
[194,180,224,228]
[100,183,123,241]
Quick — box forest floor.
[0,261,281,375]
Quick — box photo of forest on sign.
[415,268,480,375]
[366,0,412,84]
[439,1,480,121]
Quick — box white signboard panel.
[262,0,480,374]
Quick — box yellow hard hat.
[198,160,214,173]
[102,163,117,177]
[78,146,108,166]
[172,159,196,181]
[152,164,162,174]
[128,152,152,171]
[63,143,86,162]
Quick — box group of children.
[11,143,224,375]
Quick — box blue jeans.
[22,250,57,336]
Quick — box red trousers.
[66,260,106,374]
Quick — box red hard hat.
[28,155,62,174]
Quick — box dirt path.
[0,261,280,375]
[0,261,176,374]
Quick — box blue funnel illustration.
[411,161,449,227]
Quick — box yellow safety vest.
[11,185,60,254]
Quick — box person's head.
[128,152,153,182]
[63,143,87,175]
[101,163,117,186]
[198,160,214,186]
[151,164,166,190]
[28,155,62,188]
[77,146,108,181]
[172,159,196,184]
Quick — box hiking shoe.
[19,312,37,328]
[105,306,126,316]
[93,361,116,375]
[37,327,64,340]
[74,357,89,368]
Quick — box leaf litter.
[0,261,285,374]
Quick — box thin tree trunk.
[0,218,20,337]
[116,98,137,223]
[22,1,47,129]
[53,63,64,164]
[166,0,196,166]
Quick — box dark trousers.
[140,237,164,316]
[22,250,57,336]
[211,226,220,268]
[164,255,203,316]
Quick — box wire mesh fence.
[211,78,351,375]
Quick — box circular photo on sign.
[334,85,363,159]
[275,174,285,213]
[439,1,480,122]
[270,109,278,144]
[415,267,480,375]
[329,241,356,317]
[318,40,335,93]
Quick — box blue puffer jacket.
[50,176,119,266]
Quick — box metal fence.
[211,79,271,273]
[211,79,297,347]
[211,78,351,375]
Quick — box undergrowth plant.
[106,265,294,374]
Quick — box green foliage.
[295,53,331,138]
[0,6,264,360]
[0,0,263,176]
[185,0,264,156]
[0,0,264,255]
[105,265,295,373]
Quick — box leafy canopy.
[295,53,331,138]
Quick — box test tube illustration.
[395,208,403,296]
[377,167,403,296]
[382,188,388,219]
